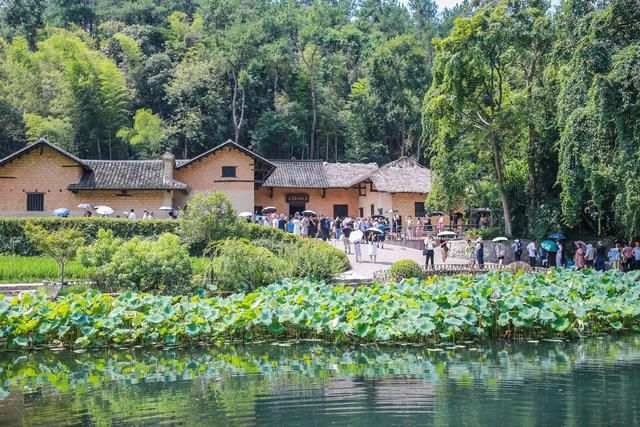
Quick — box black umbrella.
[371,214,386,219]
[302,210,318,217]
[262,207,277,214]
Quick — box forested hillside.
[0,0,639,238]
[0,0,457,163]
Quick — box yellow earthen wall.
[254,187,360,218]
[357,184,393,217]
[173,146,255,213]
[0,146,84,217]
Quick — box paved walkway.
[329,239,467,280]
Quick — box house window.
[359,207,364,218]
[222,166,237,177]
[370,204,375,216]
[27,193,44,211]
[415,202,426,218]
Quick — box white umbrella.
[302,210,317,217]
[349,230,364,243]
[238,211,253,218]
[96,206,113,216]
[262,207,277,214]
[365,227,384,234]
[385,209,398,213]
[77,203,93,209]
[159,206,173,211]
[492,237,508,242]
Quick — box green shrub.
[389,260,423,281]
[76,229,122,272]
[204,238,285,292]
[178,192,244,253]
[282,239,349,282]
[242,223,299,244]
[57,283,93,297]
[0,217,179,256]
[82,232,192,294]
[466,227,503,241]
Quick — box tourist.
[334,217,342,240]
[416,218,423,236]
[353,233,363,262]
[440,238,450,263]
[84,210,92,217]
[512,239,522,261]
[608,244,621,271]
[366,230,378,263]
[556,241,564,268]
[321,215,331,241]
[426,216,432,231]
[424,234,435,267]
[585,243,595,268]
[278,214,287,232]
[633,242,640,270]
[465,240,475,265]
[301,215,309,238]
[527,239,537,267]
[272,215,279,228]
[122,211,129,219]
[129,209,137,220]
[437,215,444,233]
[377,221,386,248]
[149,211,154,219]
[292,214,302,236]
[622,243,633,272]
[406,215,413,237]
[574,243,585,269]
[595,241,607,271]
[495,241,505,266]
[476,238,484,266]
[341,222,352,254]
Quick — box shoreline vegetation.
[1,268,639,351]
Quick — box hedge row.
[0,217,180,256]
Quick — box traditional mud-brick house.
[0,138,435,221]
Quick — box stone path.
[328,239,467,280]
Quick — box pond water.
[0,336,639,426]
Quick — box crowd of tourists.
[455,237,640,272]
[253,213,395,263]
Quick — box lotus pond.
[1,336,640,425]
[1,268,640,349]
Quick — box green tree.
[117,108,165,158]
[23,222,85,284]
[425,4,517,235]
[177,192,244,249]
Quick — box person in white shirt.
[129,209,137,220]
[633,242,640,271]
[424,235,435,267]
[495,242,505,265]
[527,239,537,267]
[585,244,595,268]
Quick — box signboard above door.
[286,193,309,203]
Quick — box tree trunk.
[273,64,279,105]
[526,69,536,225]
[491,135,512,236]
[60,261,65,284]
[309,66,316,159]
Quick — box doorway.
[289,203,305,218]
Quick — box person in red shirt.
[622,243,634,272]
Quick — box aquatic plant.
[1,268,639,349]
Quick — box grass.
[0,256,89,283]
[0,255,209,283]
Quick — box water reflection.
[0,336,639,425]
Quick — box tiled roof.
[346,157,431,193]
[68,160,188,191]
[323,162,378,188]
[264,161,329,188]
[0,138,91,170]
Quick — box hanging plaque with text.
[286,193,309,203]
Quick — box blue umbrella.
[53,208,70,217]
[548,233,566,239]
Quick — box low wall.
[386,237,533,264]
